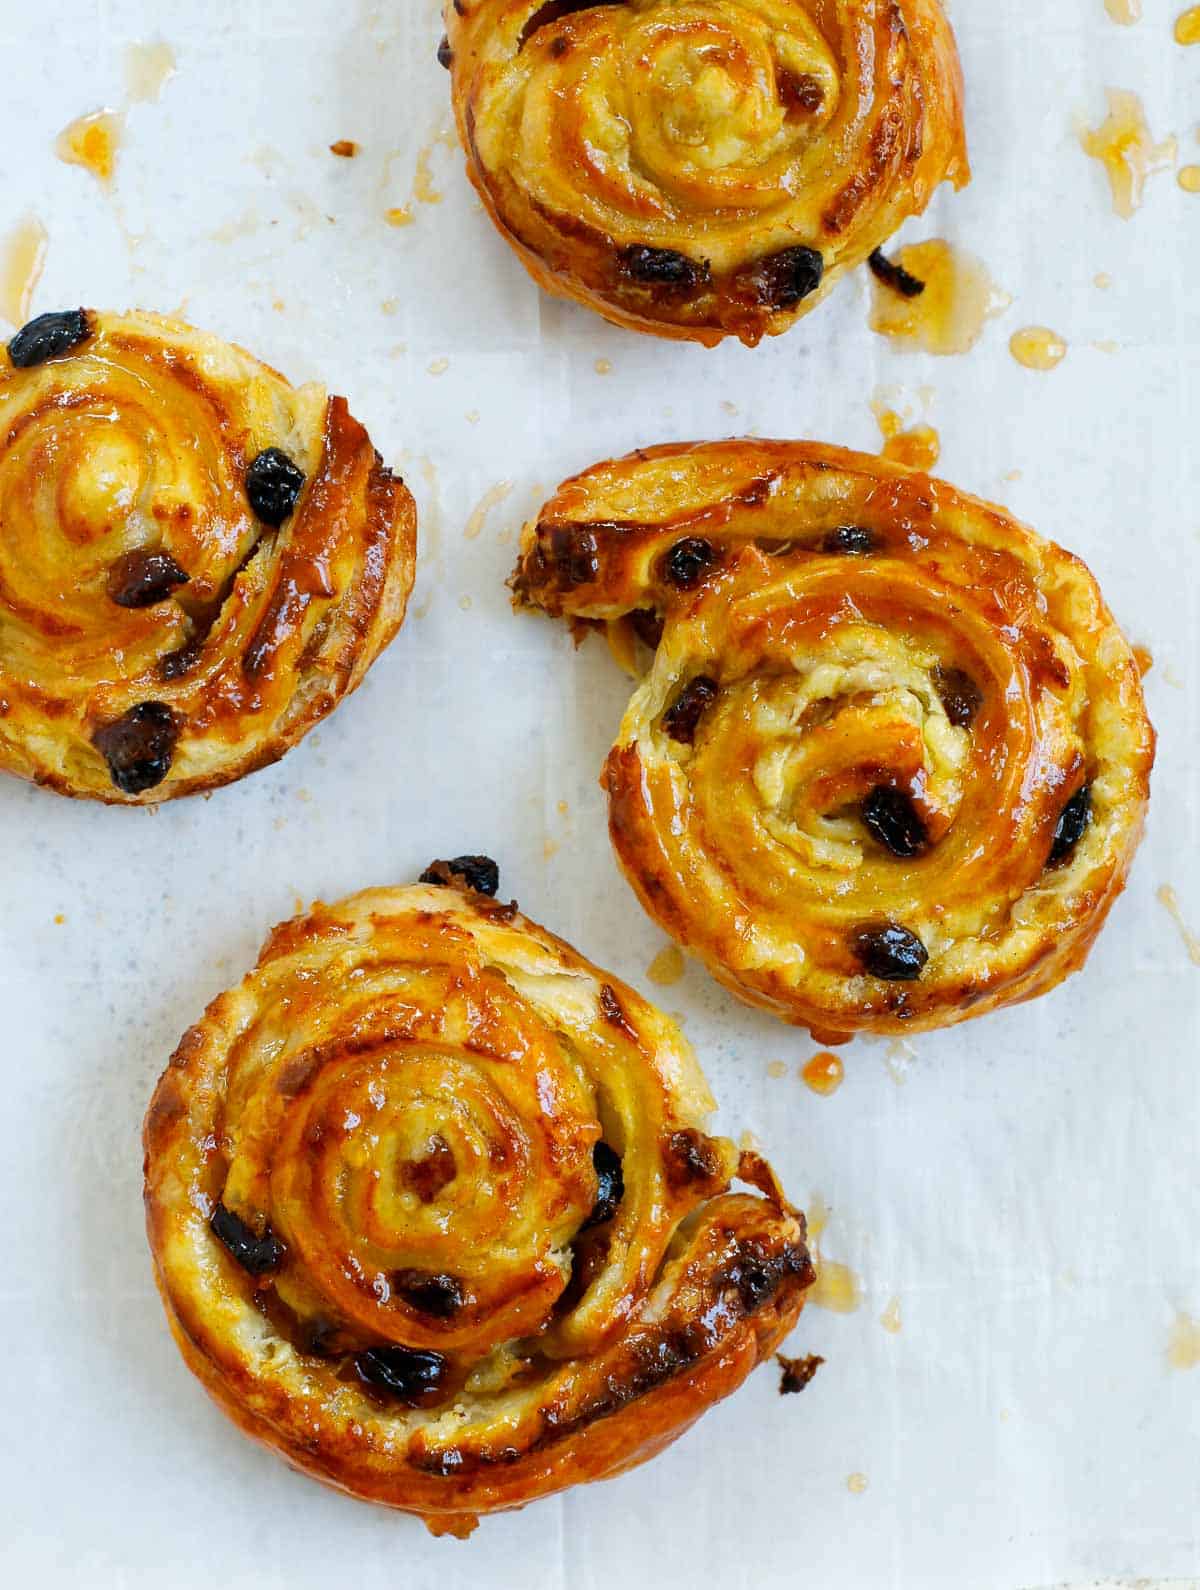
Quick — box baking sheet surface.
[0,1,1197,1585]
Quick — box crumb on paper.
[767,1059,788,1080]
[459,593,472,611]
[847,1473,869,1495]
[329,139,360,158]
[776,1353,824,1395]
[428,357,449,376]
[53,913,65,925]
[594,358,612,374]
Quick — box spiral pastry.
[442,0,967,345]
[0,309,416,803]
[512,440,1155,1039]
[143,867,812,1536]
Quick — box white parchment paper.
[0,1,1197,1585]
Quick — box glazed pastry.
[143,866,812,1536]
[512,440,1155,1039]
[0,309,416,803]
[442,0,967,346]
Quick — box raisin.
[245,447,306,527]
[106,549,189,608]
[867,248,926,299]
[777,1353,824,1395]
[354,1346,447,1405]
[8,308,92,368]
[663,676,718,745]
[620,246,708,293]
[549,525,601,587]
[663,537,715,588]
[157,639,203,681]
[582,1141,624,1229]
[738,246,824,310]
[932,665,983,728]
[392,1270,465,1318]
[209,1201,285,1276]
[664,1127,725,1189]
[436,34,453,67]
[629,608,664,649]
[854,923,929,982]
[822,524,876,555]
[1049,785,1091,865]
[92,701,178,795]
[518,0,610,49]
[777,70,824,115]
[861,787,929,859]
[419,855,500,895]
[400,1136,457,1203]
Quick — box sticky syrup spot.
[56,110,123,186]
[1079,90,1176,219]
[1104,0,1141,20]
[1157,885,1200,966]
[767,1060,788,1080]
[847,1473,869,1495]
[646,945,686,986]
[801,1052,844,1097]
[124,41,177,102]
[1009,326,1068,371]
[385,207,414,227]
[1179,166,1200,193]
[874,405,940,471]
[0,216,48,328]
[868,241,1010,356]
[1132,644,1153,676]
[330,139,360,158]
[1167,1311,1200,1369]
[880,1296,902,1334]
[805,1194,863,1314]
[464,479,513,540]
[1176,7,1200,44]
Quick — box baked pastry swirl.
[0,309,416,803]
[143,869,813,1536]
[512,440,1155,1039]
[443,0,967,345]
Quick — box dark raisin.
[719,1239,811,1315]
[738,246,824,310]
[664,1127,725,1189]
[822,524,876,556]
[392,1270,465,1318]
[629,608,664,649]
[854,923,929,982]
[106,549,189,608]
[157,639,203,681]
[8,308,92,368]
[419,855,500,895]
[663,537,715,588]
[1049,785,1092,865]
[245,447,306,527]
[582,1142,624,1229]
[436,34,453,67]
[549,525,601,587]
[517,0,608,49]
[663,675,718,745]
[619,246,708,293]
[354,1346,447,1405]
[92,701,178,795]
[932,665,983,728]
[861,787,929,859]
[867,248,926,299]
[209,1201,285,1276]
[777,70,824,116]
[400,1135,457,1203]
[777,1352,824,1395]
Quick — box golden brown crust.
[512,439,1156,1039]
[0,310,417,803]
[143,881,812,1535]
[445,0,967,346]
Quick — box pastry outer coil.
[0,309,416,803]
[512,439,1155,1039]
[444,0,967,345]
[144,878,813,1536]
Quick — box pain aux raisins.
[738,246,824,310]
[419,855,501,896]
[92,701,178,795]
[619,245,709,294]
[392,1269,465,1318]
[1048,785,1092,865]
[861,787,929,859]
[106,548,189,608]
[353,1346,447,1405]
[209,1201,286,1276]
[582,1141,624,1229]
[662,536,716,588]
[8,308,92,368]
[663,676,718,745]
[245,447,306,527]
[853,922,929,982]
[867,248,926,299]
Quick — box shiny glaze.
[444,0,968,345]
[512,439,1155,1039]
[143,883,813,1535]
[0,310,416,802]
